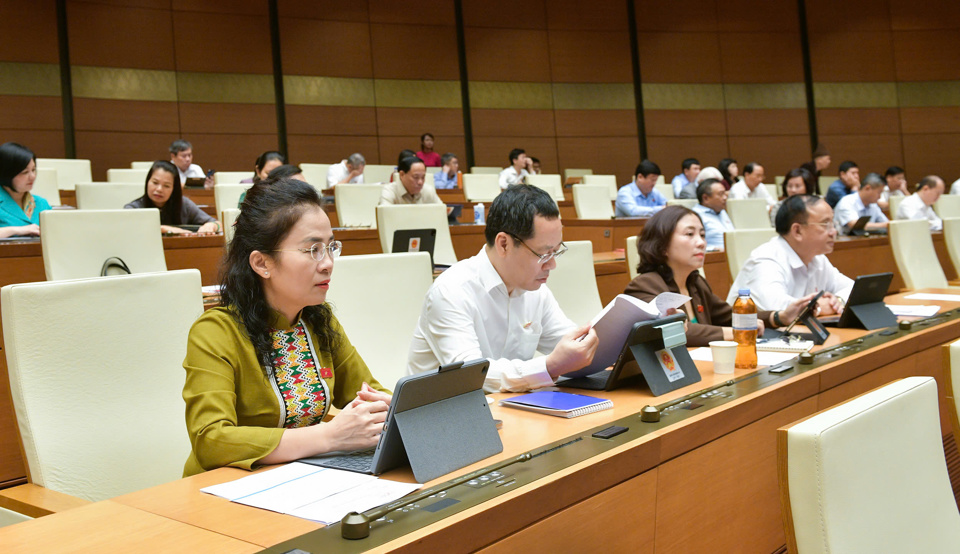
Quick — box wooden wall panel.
[555,137,640,185]
[545,0,628,31]
[635,0,718,32]
[461,0,546,30]
[644,110,727,137]
[171,0,267,16]
[899,107,960,135]
[726,109,808,136]
[369,24,460,81]
[463,28,551,82]
[902,134,960,182]
[816,133,904,174]
[638,33,723,83]
[184,133,287,172]
[285,106,377,137]
[75,131,179,179]
[804,0,892,32]
[66,1,175,69]
[287,135,380,165]
[554,110,637,138]
[719,32,804,83]
[647,137,731,178]
[172,11,272,74]
[727,135,812,178]
[178,103,278,135]
[0,131,65,159]
[378,137,466,169]
[278,18,372,78]
[893,31,960,81]
[375,108,464,138]
[368,0,454,26]
[73,99,179,133]
[0,0,60,63]
[0,97,64,131]
[718,0,799,31]
[888,0,960,30]
[548,30,633,83]
[276,0,368,22]
[809,32,896,82]
[472,137,558,174]
[471,110,556,138]
[816,108,901,136]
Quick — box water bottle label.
[732,313,757,330]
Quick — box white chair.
[667,199,697,208]
[300,163,330,189]
[130,161,153,170]
[462,174,501,202]
[724,229,776,279]
[626,235,639,279]
[779,376,960,553]
[582,174,618,201]
[36,158,91,191]
[526,174,564,202]
[654,183,673,199]
[106,168,148,183]
[1,270,202,503]
[214,184,252,221]
[376,204,457,266]
[818,175,836,192]
[32,168,61,206]
[889,194,905,219]
[213,171,250,185]
[362,164,395,184]
[0,506,30,527]
[889,219,949,289]
[546,241,603,326]
[935,195,960,219]
[572,185,613,219]
[470,166,501,175]
[335,184,382,228]
[325,252,433,390]
[943,218,960,277]
[725,198,771,229]
[39,209,167,280]
[75,183,143,210]
[222,208,240,243]
[564,168,592,182]
[763,184,779,200]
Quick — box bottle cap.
[738,288,750,296]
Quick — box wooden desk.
[19,289,952,553]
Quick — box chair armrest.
[0,483,90,518]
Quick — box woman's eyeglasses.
[274,240,343,262]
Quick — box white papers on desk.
[201,462,420,525]
[904,292,960,302]
[689,347,798,367]
[201,285,222,295]
[887,304,940,317]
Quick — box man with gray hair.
[326,152,366,187]
[896,175,945,231]
[833,172,889,233]
[169,139,213,189]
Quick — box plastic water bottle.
[474,202,485,225]
[732,288,758,369]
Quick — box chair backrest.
[222,208,240,243]
[889,194,905,219]
[213,184,252,221]
[376,204,457,266]
[667,198,697,208]
[32,168,61,206]
[546,241,603,326]
[462,173,501,202]
[943,218,960,277]
[36,158,91,190]
[763,183,779,200]
[582,174,618,201]
[213,171,250,185]
[106,168,148,183]
[130,161,153,170]
[2,270,202,501]
[470,166,501,175]
[362,164,395,184]
[935,194,960,219]
[818,175,835,191]
[626,235,639,280]
[75,183,143,210]
[526,174,564,202]
[334,184,382,228]
[572,185,614,219]
[654,183,673,200]
[564,168,592,182]
[889,219,947,289]
[726,198,771,229]
[656,175,665,185]
[300,163,331,189]
[779,376,960,553]
[0,506,30,527]
[40,209,167,280]
[325,252,433,390]
[724,229,776,279]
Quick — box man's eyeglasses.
[273,240,343,262]
[508,233,567,265]
[804,221,834,230]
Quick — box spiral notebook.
[498,391,613,418]
[757,337,814,353]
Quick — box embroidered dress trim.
[267,319,331,428]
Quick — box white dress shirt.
[896,192,942,231]
[692,204,734,250]
[498,166,529,189]
[727,236,854,311]
[177,164,204,184]
[833,192,888,229]
[326,160,365,187]
[406,248,576,393]
[728,181,775,207]
[951,178,960,196]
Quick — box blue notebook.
[498,391,613,418]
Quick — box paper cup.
[709,340,739,375]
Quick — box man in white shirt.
[692,179,734,250]
[326,153,366,187]
[729,195,853,314]
[407,185,599,393]
[833,172,889,233]
[896,175,944,231]
[498,148,534,189]
[169,139,213,189]
[671,158,700,198]
[728,162,774,208]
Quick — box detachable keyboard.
[309,447,377,473]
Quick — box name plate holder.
[627,313,702,396]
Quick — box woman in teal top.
[0,142,52,238]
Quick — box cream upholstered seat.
[667,198,696,208]
[214,184,252,221]
[888,194,904,219]
[726,198,771,229]
[779,376,960,553]
[935,194,960,219]
[376,204,457,266]
[582,174,618,201]
[75,183,142,210]
[470,166,501,175]
[526,174,564,202]
[546,241,602,326]
[222,208,240,243]
[626,235,639,279]
[32,168,61,206]
[818,175,835,192]
[763,184,778,200]
[572,185,613,219]
[40,209,167,280]
[36,158,91,191]
[362,164,395,184]
[889,219,949,289]
[943,218,960,276]
[724,229,776,279]
[106,168,148,183]
[462,173,501,202]
[130,161,153,169]
[325,252,433,390]
[654,183,673,200]
[334,184,381,228]
[564,168,592,182]
[0,507,30,527]
[213,171,250,185]
[299,163,330,189]
[1,270,202,502]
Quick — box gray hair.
[169,139,192,154]
[860,172,885,189]
[347,152,366,166]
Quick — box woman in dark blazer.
[623,205,811,346]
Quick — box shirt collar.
[778,235,808,270]
[268,309,299,330]
[476,247,516,296]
